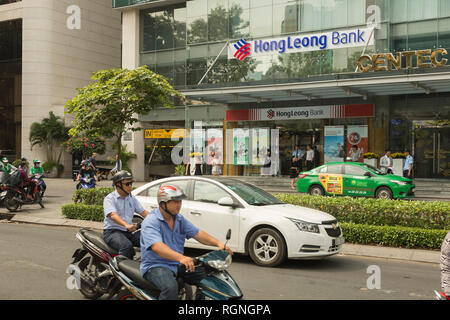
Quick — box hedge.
[340,223,447,249]
[62,203,104,222]
[72,188,115,205]
[274,194,450,230]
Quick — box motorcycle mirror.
[226,229,231,241]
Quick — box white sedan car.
[132,176,345,267]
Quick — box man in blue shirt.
[103,170,149,259]
[403,150,414,179]
[140,184,233,300]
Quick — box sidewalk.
[1,178,442,265]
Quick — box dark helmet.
[112,170,133,186]
[21,157,27,162]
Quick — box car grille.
[324,226,342,237]
[300,245,320,253]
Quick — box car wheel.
[309,185,324,196]
[248,228,286,267]
[375,187,393,200]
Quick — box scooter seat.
[118,259,161,294]
[81,229,118,256]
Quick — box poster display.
[319,174,343,195]
[233,128,249,165]
[346,125,368,162]
[251,128,270,165]
[206,129,223,165]
[324,126,345,163]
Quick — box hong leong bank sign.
[228,27,374,60]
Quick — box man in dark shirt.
[76,160,98,189]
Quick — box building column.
[121,9,145,180]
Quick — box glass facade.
[0,19,22,158]
[139,0,450,88]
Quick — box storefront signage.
[144,129,185,139]
[226,104,374,121]
[229,27,374,60]
[357,49,448,72]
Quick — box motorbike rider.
[18,157,36,201]
[30,159,46,195]
[1,157,15,173]
[76,160,98,189]
[140,184,233,300]
[103,170,149,259]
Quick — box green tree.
[29,111,70,165]
[65,66,184,165]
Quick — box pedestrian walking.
[306,144,315,171]
[403,150,413,179]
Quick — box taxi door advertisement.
[319,174,343,195]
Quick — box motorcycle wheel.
[36,192,44,208]
[114,288,137,300]
[77,257,103,300]
[179,283,194,300]
[5,192,20,212]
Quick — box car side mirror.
[218,196,235,207]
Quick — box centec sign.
[228,27,374,60]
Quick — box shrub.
[362,152,380,159]
[62,203,104,222]
[341,223,447,249]
[73,187,115,205]
[274,194,450,230]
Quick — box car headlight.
[390,180,408,186]
[207,254,232,271]
[287,217,320,233]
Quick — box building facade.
[0,0,121,174]
[116,0,450,180]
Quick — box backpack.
[8,170,21,186]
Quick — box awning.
[180,69,450,104]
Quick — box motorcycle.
[30,174,46,198]
[111,229,243,300]
[68,217,142,300]
[3,171,44,212]
[77,176,95,190]
[0,172,8,208]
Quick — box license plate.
[333,237,345,246]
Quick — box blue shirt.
[140,208,199,276]
[103,190,145,231]
[403,155,413,171]
[292,149,304,158]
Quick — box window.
[344,165,366,176]
[327,164,343,174]
[140,183,161,197]
[194,181,230,203]
[318,166,327,173]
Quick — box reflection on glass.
[187,16,208,43]
[250,5,273,38]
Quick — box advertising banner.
[233,128,249,165]
[250,128,270,165]
[206,129,223,165]
[346,125,368,162]
[324,126,345,163]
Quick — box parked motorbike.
[68,217,142,300]
[77,176,95,190]
[111,229,243,300]
[30,174,46,198]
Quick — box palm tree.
[29,111,70,165]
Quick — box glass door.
[414,121,450,179]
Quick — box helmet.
[1,157,8,163]
[81,160,89,166]
[33,159,41,164]
[21,157,27,162]
[112,170,133,186]
[157,185,186,205]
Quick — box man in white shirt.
[380,150,394,174]
[306,144,315,171]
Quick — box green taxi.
[296,162,415,199]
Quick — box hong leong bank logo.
[267,109,275,119]
[233,39,251,61]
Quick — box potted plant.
[391,152,406,177]
[362,152,379,167]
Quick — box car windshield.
[361,163,385,175]
[220,180,284,206]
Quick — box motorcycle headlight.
[390,180,408,186]
[207,253,232,271]
[287,218,320,233]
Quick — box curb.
[7,215,441,265]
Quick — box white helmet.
[157,185,186,205]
